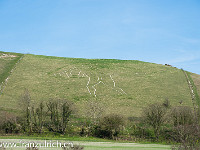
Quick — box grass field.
[1,51,199,149]
[0,136,171,150]
[0,52,194,118]
[0,52,23,93]
[0,138,171,150]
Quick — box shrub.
[72,145,84,150]
[0,112,20,134]
[62,144,84,150]
[171,124,200,149]
[170,107,200,149]
[170,106,194,126]
[46,99,73,134]
[94,114,124,139]
[143,103,167,140]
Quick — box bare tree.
[143,103,167,140]
[171,124,200,150]
[86,100,103,125]
[20,89,31,110]
[170,106,200,149]
[171,106,194,127]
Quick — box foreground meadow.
[0,138,170,150]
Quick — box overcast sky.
[0,0,200,74]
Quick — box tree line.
[0,90,200,149]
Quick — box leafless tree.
[170,106,200,149]
[170,106,194,127]
[143,103,167,140]
[171,124,200,150]
[86,100,103,125]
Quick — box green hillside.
[0,52,23,95]
[0,52,195,117]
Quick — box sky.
[0,0,200,74]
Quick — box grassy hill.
[0,52,23,95]
[0,51,197,118]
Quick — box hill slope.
[0,52,23,95]
[0,52,195,117]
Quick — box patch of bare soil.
[0,53,17,58]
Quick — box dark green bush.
[0,112,21,134]
[131,125,154,140]
[92,114,124,139]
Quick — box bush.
[62,144,84,150]
[171,124,200,149]
[72,145,84,150]
[170,107,200,149]
[159,126,175,142]
[170,106,194,126]
[143,103,167,140]
[94,114,124,139]
[0,112,20,134]
[131,125,154,140]
[46,99,73,134]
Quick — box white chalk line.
[54,67,126,97]
[110,75,116,87]
[92,79,105,97]
[109,75,126,94]
[86,75,91,95]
